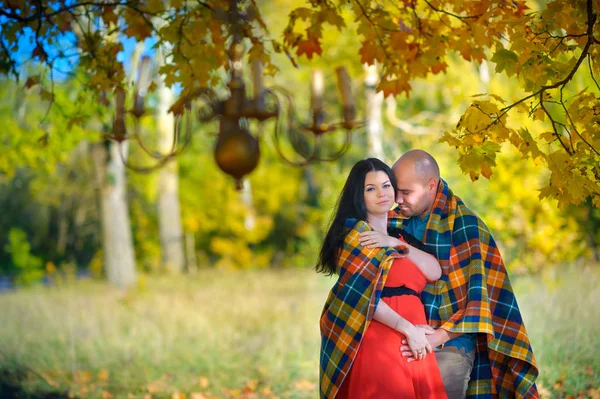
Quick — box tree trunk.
[91,141,137,287]
[185,232,198,273]
[241,179,256,231]
[156,54,185,273]
[364,64,385,160]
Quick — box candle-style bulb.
[311,69,324,114]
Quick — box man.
[390,150,539,399]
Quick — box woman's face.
[364,171,395,217]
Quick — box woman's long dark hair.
[316,158,398,275]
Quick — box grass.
[0,264,599,398]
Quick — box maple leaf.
[359,40,381,65]
[430,62,448,74]
[491,48,519,76]
[296,37,322,60]
[322,9,345,30]
[377,76,412,98]
[102,6,118,26]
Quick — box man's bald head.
[392,149,440,184]
[391,150,440,218]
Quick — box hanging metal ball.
[214,123,260,188]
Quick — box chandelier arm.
[271,99,311,167]
[266,89,314,167]
[131,121,168,160]
[310,129,353,162]
[117,141,174,174]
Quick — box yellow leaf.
[533,108,546,121]
[199,377,209,388]
[481,163,493,179]
[293,379,316,391]
[98,369,109,381]
[323,9,345,30]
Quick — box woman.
[317,158,447,399]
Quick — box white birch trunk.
[92,142,137,288]
[156,57,185,273]
[364,64,385,160]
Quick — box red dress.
[337,257,448,399]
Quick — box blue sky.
[1,13,157,82]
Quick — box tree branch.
[422,0,482,22]
[352,0,391,60]
[489,0,597,138]
[539,90,573,155]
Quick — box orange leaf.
[296,38,322,60]
[199,377,209,388]
[359,40,380,65]
[102,6,118,26]
[98,369,110,381]
[430,62,448,74]
[377,77,412,98]
[293,379,316,391]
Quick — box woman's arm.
[373,299,433,360]
[358,232,442,282]
[403,242,442,282]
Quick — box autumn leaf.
[377,76,412,98]
[359,40,381,65]
[322,9,345,30]
[98,369,110,381]
[296,37,322,60]
[293,379,316,391]
[25,76,41,89]
[102,6,118,26]
[491,48,519,77]
[199,376,209,388]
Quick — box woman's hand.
[403,325,434,361]
[358,231,400,249]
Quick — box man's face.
[393,167,435,218]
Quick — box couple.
[317,150,539,399]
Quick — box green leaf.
[491,48,519,77]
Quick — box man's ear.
[428,178,437,193]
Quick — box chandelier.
[109,12,362,189]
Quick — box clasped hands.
[358,231,445,362]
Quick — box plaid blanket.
[389,179,539,399]
[319,218,404,398]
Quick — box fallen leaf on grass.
[242,379,258,394]
[553,377,565,392]
[73,370,92,384]
[587,385,600,399]
[172,392,186,399]
[199,377,209,389]
[98,369,110,381]
[293,379,316,391]
[101,391,114,399]
[536,383,552,399]
[40,372,59,388]
[586,364,594,376]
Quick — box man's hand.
[401,328,447,363]
[358,231,399,249]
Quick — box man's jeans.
[435,346,476,399]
